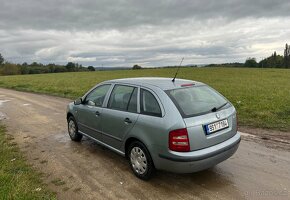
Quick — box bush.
[245,58,258,68]
[0,63,21,75]
[132,64,142,70]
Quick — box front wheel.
[128,141,155,180]
[67,116,83,142]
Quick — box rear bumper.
[156,132,241,173]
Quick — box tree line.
[245,43,290,68]
[0,55,95,75]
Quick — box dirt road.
[0,88,289,200]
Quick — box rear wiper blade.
[211,102,228,112]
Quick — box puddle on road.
[0,98,9,120]
[0,99,11,106]
[54,133,71,143]
[0,112,8,120]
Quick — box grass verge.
[0,125,56,200]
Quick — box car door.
[101,84,139,149]
[76,84,112,141]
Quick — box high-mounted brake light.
[169,128,190,152]
[181,83,195,87]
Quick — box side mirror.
[87,100,96,106]
[74,97,83,105]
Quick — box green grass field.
[0,67,290,131]
[0,125,56,199]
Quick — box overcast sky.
[0,0,290,67]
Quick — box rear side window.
[140,89,162,117]
[166,85,228,117]
[108,85,137,113]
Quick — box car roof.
[104,77,204,90]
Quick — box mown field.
[0,125,56,199]
[0,67,289,131]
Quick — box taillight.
[169,128,190,152]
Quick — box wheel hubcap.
[130,147,147,175]
[68,120,76,137]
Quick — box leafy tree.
[20,65,29,74]
[88,66,95,71]
[284,43,290,68]
[259,51,284,68]
[54,66,67,73]
[0,63,21,75]
[0,53,4,65]
[244,58,258,68]
[132,64,142,70]
[47,63,56,73]
[30,62,41,67]
[65,62,76,71]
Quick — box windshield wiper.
[211,102,228,112]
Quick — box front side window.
[85,84,111,107]
[108,85,137,112]
[166,85,228,117]
[140,89,162,117]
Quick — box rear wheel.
[128,141,155,180]
[67,116,82,142]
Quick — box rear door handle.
[124,118,132,124]
[95,111,100,116]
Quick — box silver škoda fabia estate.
[67,77,241,180]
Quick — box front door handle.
[95,111,100,116]
[124,118,132,124]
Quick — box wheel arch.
[67,112,74,121]
[125,137,142,158]
[125,137,153,162]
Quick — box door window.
[84,84,111,107]
[108,85,137,113]
[140,89,162,117]
[127,88,138,113]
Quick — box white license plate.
[205,119,229,135]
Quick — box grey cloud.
[0,0,290,30]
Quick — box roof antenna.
[172,57,184,82]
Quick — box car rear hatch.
[184,106,237,151]
[166,84,238,151]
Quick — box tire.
[128,141,155,180]
[67,116,83,142]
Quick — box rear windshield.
[166,85,229,118]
